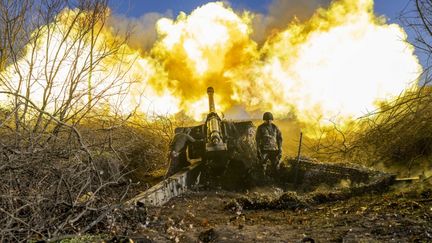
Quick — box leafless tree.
[0,1,155,241]
[0,0,139,157]
[401,0,432,82]
[0,0,33,71]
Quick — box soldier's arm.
[276,126,283,150]
[186,134,196,143]
[255,126,261,147]
[255,127,262,159]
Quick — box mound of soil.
[127,183,432,242]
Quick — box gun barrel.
[207,87,215,113]
[205,87,227,151]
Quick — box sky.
[109,0,410,21]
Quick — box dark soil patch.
[119,181,432,242]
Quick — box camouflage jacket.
[255,123,282,151]
[170,133,196,153]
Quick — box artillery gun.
[128,87,396,207]
[175,87,256,175]
[129,87,257,206]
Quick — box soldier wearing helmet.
[255,112,283,175]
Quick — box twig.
[0,91,92,160]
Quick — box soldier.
[255,112,283,175]
[165,128,197,178]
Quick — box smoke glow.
[0,0,422,124]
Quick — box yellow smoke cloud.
[149,2,258,119]
[145,0,421,123]
[249,0,422,122]
[0,0,423,125]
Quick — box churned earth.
[125,181,432,243]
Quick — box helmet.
[263,112,273,121]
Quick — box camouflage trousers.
[165,151,180,178]
[165,151,191,178]
[259,150,281,175]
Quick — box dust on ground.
[123,181,432,243]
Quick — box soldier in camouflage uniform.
[255,112,283,175]
[165,128,197,178]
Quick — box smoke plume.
[1,0,423,125]
[252,0,332,43]
[107,11,171,51]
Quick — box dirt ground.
[124,181,432,243]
